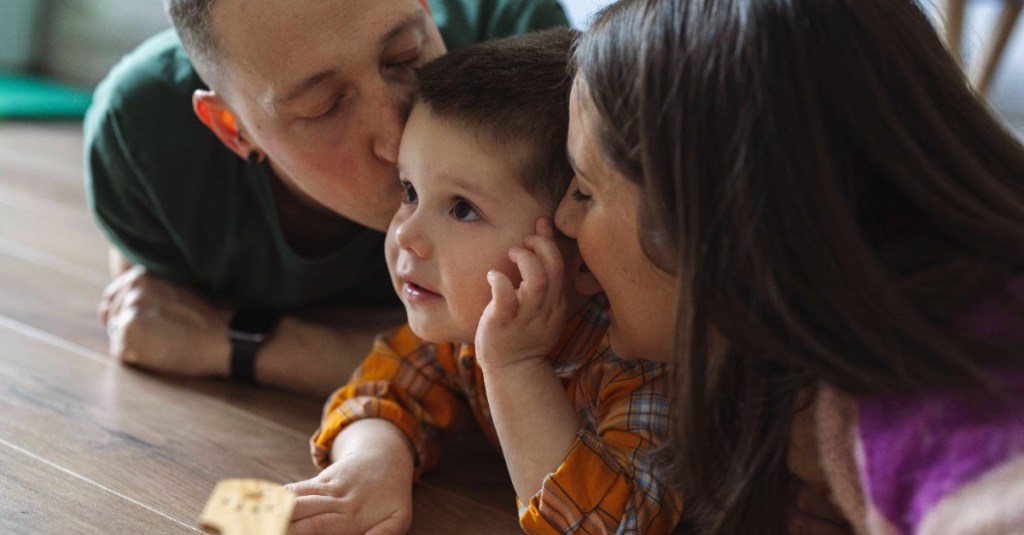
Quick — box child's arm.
[521,357,681,533]
[286,419,415,535]
[475,218,581,501]
[310,325,471,473]
[479,219,681,531]
[286,326,471,533]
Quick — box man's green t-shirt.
[84,0,568,310]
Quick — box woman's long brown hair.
[575,0,1024,531]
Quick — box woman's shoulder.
[571,344,671,397]
[815,379,1024,535]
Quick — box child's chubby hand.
[476,218,568,371]
[285,420,415,535]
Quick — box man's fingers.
[97,299,111,325]
[101,263,145,302]
[101,270,147,332]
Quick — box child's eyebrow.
[446,176,494,200]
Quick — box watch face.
[229,306,280,335]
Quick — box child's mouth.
[402,280,441,301]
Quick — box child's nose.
[393,214,432,258]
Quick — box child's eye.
[571,188,592,202]
[450,198,481,222]
[401,181,418,204]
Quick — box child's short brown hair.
[414,28,577,207]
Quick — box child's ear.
[192,89,253,161]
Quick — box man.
[85,0,569,397]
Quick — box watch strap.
[227,307,280,384]
[229,337,260,384]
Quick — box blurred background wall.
[41,0,171,85]
[0,0,1019,134]
[0,0,169,85]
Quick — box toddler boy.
[288,28,681,534]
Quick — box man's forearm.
[254,307,405,398]
[103,245,405,397]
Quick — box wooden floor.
[0,121,519,534]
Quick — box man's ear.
[192,89,253,160]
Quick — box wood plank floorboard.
[0,194,109,284]
[0,325,517,533]
[0,253,109,354]
[0,123,90,219]
[0,439,200,534]
[0,240,517,514]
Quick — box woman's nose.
[555,186,580,238]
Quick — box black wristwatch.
[227,306,280,384]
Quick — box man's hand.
[98,265,233,376]
[97,254,405,396]
[286,419,415,535]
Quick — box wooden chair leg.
[971,0,1023,95]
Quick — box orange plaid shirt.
[311,296,682,533]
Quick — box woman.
[558,0,1024,533]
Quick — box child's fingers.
[365,517,411,535]
[486,270,519,320]
[289,512,355,535]
[521,235,564,301]
[288,494,340,520]
[509,247,549,309]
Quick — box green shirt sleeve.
[84,41,195,283]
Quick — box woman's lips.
[574,260,604,296]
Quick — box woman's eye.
[450,199,481,222]
[571,188,592,202]
[401,182,418,204]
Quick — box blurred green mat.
[0,74,93,120]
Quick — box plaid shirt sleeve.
[309,324,470,476]
[517,352,682,534]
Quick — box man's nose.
[372,80,414,164]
